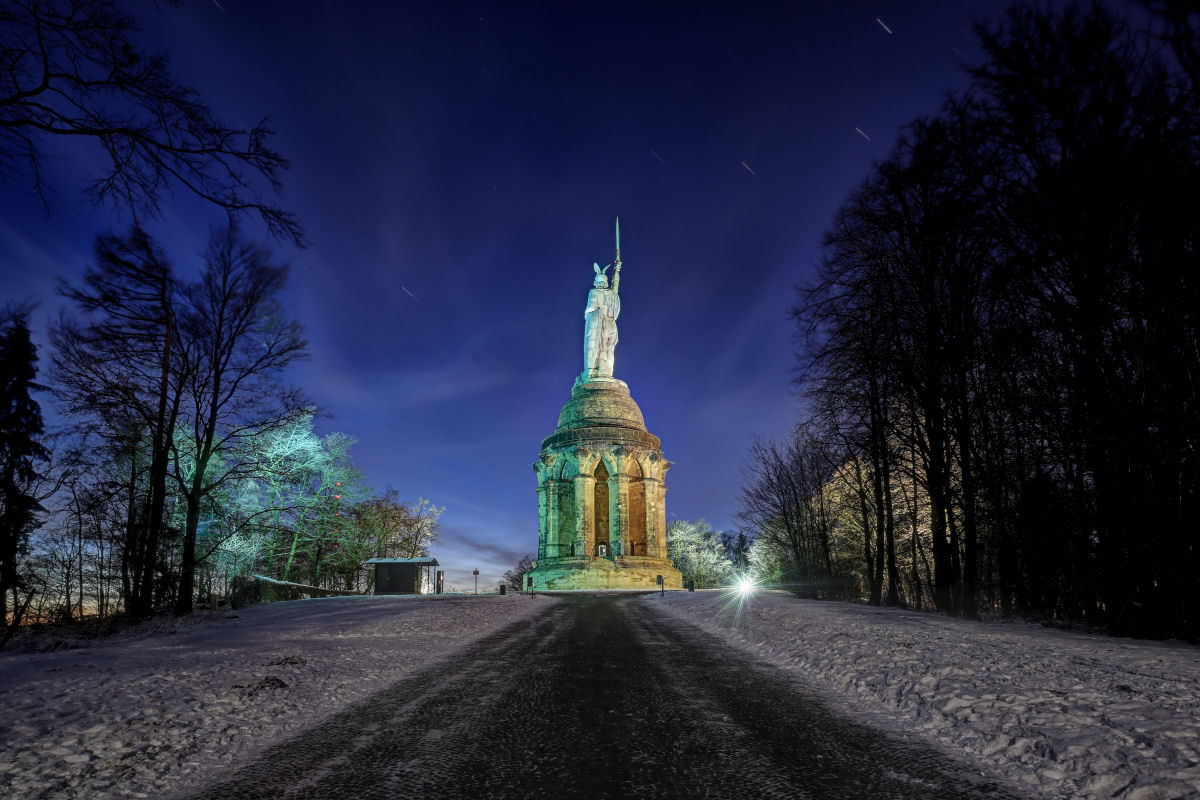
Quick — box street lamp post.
[473,568,479,595]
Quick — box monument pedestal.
[528,556,680,590]
[528,377,682,591]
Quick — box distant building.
[365,557,440,595]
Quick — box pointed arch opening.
[594,460,610,556]
[628,458,647,556]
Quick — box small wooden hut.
[365,557,440,595]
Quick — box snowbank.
[0,594,553,799]
[641,590,1200,799]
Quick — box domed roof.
[541,378,661,451]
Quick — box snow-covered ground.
[5,590,1198,800]
[643,590,1200,800]
[0,594,553,799]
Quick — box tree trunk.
[121,446,143,616]
[855,459,880,605]
[925,397,955,614]
[868,423,888,606]
[174,494,201,616]
[960,439,979,619]
[882,454,902,607]
[142,306,173,616]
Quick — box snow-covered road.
[3,590,1197,799]
[0,594,552,799]
[186,594,1022,799]
[643,590,1200,800]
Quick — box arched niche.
[626,456,647,556]
[593,460,610,556]
[555,477,576,557]
[554,454,575,481]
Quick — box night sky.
[1,0,1031,590]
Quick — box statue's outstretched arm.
[612,217,622,294]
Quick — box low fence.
[229,574,365,607]
[776,574,863,601]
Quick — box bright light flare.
[717,574,761,617]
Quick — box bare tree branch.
[0,0,305,245]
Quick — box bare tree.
[53,227,184,617]
[0,0,304,245]
[1138,0,1200,91]
[503,554,533,593]
[965,1,1200,634]
[170,225,308,615]
[787,2,1200,637]
[738,433,836,596]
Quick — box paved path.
[188,594,1025,799]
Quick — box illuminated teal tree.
[238,412,350,582]
[274,431,363,584]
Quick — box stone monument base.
[527,557,682,591]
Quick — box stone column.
[656,484,669,560]
[536,483,548,560]
[643,477,659,558]
[545,479,558,558]
[610,474,630,557]
[575,474,595,558]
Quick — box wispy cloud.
[301,354,517,410]
[439,524,529,570]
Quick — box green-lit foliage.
[261,426,363,584]
[249,413,328,575]
[231,419,445,593]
